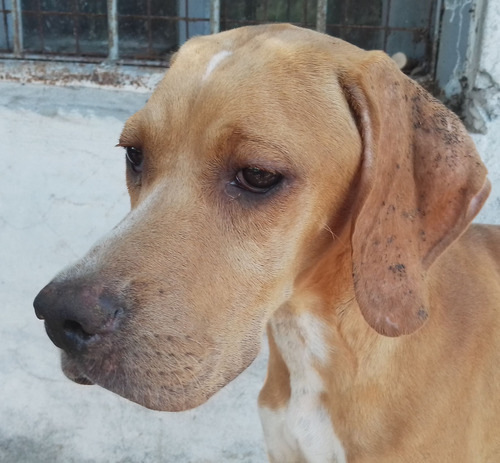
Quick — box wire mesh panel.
[16,0,212,60]
[118,0,178,59]
[21,0,108,56]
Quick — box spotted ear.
[341,51,490,337]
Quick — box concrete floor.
[1,80,499,463]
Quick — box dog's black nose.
[34,280,124,353]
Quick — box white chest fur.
[259,313,346,463]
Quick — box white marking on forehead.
[202,50,232,81]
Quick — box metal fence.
[0,0,440,76]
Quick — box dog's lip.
[61,351,94,386]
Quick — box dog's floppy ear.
[340,51,490,337]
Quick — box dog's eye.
[233,167,282,193]
[125,146,144,173]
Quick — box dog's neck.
[258,239,395,461]
[259,304,348,463]
[258,242,357,463]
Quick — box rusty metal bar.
[316,0,327,33]
[0,50,169,65]
[21,10,206,22]
[12,0,22,55]
[107,0,118,60]
[201,15,428,34]
[210,0,220,34]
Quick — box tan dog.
[34,24,500,462]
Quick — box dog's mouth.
[61,352,95,385]
[57,336,260,412]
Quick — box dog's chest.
[259,313,346,463]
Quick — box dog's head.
[34,24,489,411]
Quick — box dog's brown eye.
[234,167,282,193]
[125,146,144,173]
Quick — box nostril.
[63,320,96,346]
[34,289,51,320]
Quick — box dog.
[34,24,500,462]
